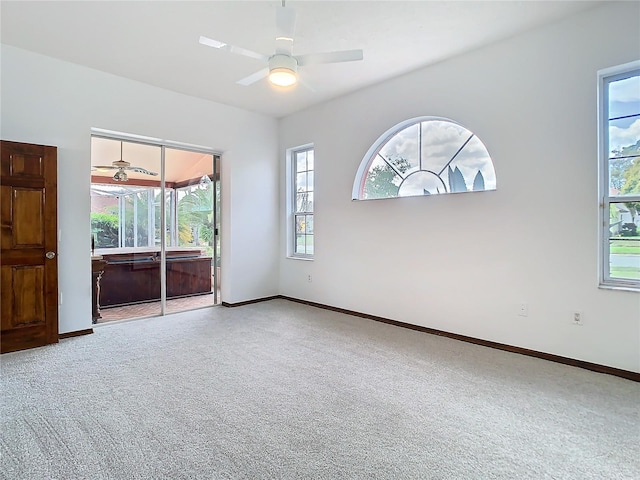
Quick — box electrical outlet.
[518,303,528,317]
[307,274,312,283]
[572,311,583,326]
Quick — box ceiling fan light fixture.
[269,67,297,87]
[268,54,298,87]
[113,170,128,182]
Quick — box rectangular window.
[291,147,314,257]
[599,62,640,289]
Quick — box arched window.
[353,117,496,200]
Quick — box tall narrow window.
[292,147,314,257]
[599,62,640,289]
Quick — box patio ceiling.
[91,137,215,185]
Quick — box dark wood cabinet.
[97,250,212,307]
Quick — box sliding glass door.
[90,135,220,323]
[164,147,219,314]
[91,138,162,322]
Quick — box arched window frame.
[352,116,496,200]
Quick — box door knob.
[45,251,56,259]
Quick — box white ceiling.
[1,1,601,118]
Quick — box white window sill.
[287,255,314,261]
[598,283,640,293]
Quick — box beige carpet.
[2,299,638,479]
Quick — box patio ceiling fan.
[199,0,363,87]
[92,141,158,182]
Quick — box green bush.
[91,212,119,248]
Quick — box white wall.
[279,2,640,372]
[1,45,280,333]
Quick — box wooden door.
[1,140,58,353]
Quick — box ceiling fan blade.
[199,36,269,62]
[296,49,364,67]
[236,68,269,86]
[92,165,117,171]
[126,167,158,176]
[275,6,296,55]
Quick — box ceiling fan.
[199,0,363,88]
[92,141,158,182]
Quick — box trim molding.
[59,329,93,339]
[267,296,637,382]
[221,296,281,308]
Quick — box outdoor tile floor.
[96,292,219,324]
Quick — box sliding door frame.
[91,128,221,314]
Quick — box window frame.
[288,145,314,259]
[352,116,496,201]
[598,61,640,291]
[91,184,178,250]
